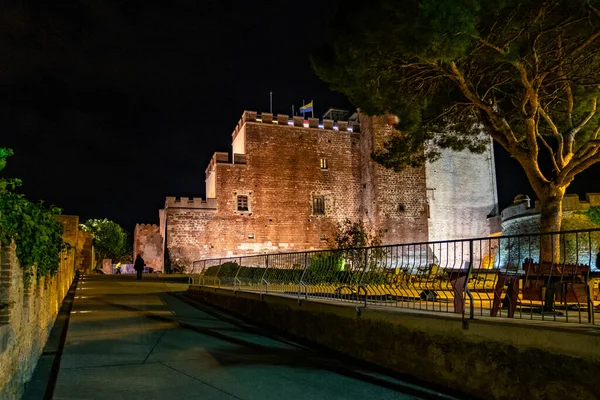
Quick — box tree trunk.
[538,188,565,264]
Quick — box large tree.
[313,0,600,238]
[81,219,130,267]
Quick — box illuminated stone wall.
[426,141,499,242]
[0,241,76,398]
[499,193,600,269]
[154,110,498,269]
[133,224,163,272]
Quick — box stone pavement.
[33,275,458,400]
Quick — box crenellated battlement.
[135,223,159,229]
[165,196,217,210]
[205,151,230,175]
[231,110,361,142]
[501,193,600,221]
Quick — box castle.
[134,110,499,271]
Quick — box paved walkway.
[43,275,456,400]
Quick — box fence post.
[298,252,309,301]
[260,255,270,294]
[233,261,242,290]
[356,249,369,307]
[216,259,223,288]
[464,240,475,322]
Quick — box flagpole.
[270,91,273,114]
[311,99,314,118]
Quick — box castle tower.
[358,114,429,244]
[358,113,498,244]
[425,138,499,242]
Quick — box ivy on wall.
[582,206,600,226]
[0,148,64,283]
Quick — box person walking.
[134,254,145,281]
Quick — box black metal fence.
[189,229,600,325]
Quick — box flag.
[299,101,313,113]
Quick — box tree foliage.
[329,219,383,271]
[0,148,64,282]
[80,219,130,266]
[330,219,382,250]
[314,0,600,232]
[580,205,600,225]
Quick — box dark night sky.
[2,1,599,233]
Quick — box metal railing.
[189,229,600,325]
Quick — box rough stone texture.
[500,193,600,269]
[358,114,429,245]
[76,230,94,273]
[426,141,499,241]
[54,215,79,246]
[54,215,94,273]
[133,224,164,272]
[102,259,112,275]
[0,242,76,399]
[166,113,366,266]
[188,286,600,400]
[152,111,497,268]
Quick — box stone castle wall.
[133,224,164,272]
[499,193,600,269]
[0,242,76,398]
[159,110,497,268]
[166,116,364,264]
[54,215,94,273]
[426,140,499,241]
[76,230,94,273]
[359,115,429,244]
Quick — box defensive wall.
[187,286,600,400]
[0,240,77,398]
[500,193,600,268]
[157,110,498,268]
[163,111,435,267]
[133,223,164,272]
[54,215,94,273]
[426,142,500,241]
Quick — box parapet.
[233,153,247,164]
[231,110,361,142]
[205,151,230,175]
[501,193,600,221]
[165,197,217,210]
[135,223,160,230]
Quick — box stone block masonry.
[149,110,497,268]
[133,224,164,272]
[0,241,76,398]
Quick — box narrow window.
[313,196,325,215]
[398,204,406,212]
[320,234,327,241]
[248,233,255,239]
[320,158,328,169]
[237,195,249,211]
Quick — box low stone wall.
[0,242,76,398]
[187,286,600,400]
